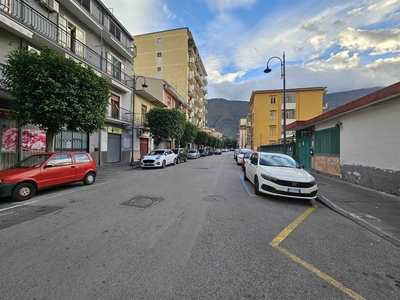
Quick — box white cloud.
[306,51,361,70]
[339,28,400,55]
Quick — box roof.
[287,81,400,131]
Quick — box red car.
[0,152,97,201]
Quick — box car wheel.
[254,177,262,196]
[11,182,36,201]
[162,160,166,168]
[83,172,96,185]
[184,157,187,162]
[243,169,249,181]
[177,157,181,164]
[173,158,177,165]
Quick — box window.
[49,154,73,166]
[107,52,125,81]
[285,109,296,119]
[109,21,121,41]
[141,105,147,125]
[285,93,296,103]
[58,16,85,57]
[167,97,172,107]
[270,125,276,135]
[111,94,120,119]
[74,153,90,164]
[314,127,340,156]
[157,67,162,72]
[270,111,276,120]
[157,38,162,43]
[270,96,276,104]
[157,52,162,57]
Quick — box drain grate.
[121,195,164,209]
[203,195,227,202]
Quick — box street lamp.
[128,75,148,166]
[264,51,286,154]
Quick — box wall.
[339,99,400,195]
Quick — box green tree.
[180,122,197,147]
[194,131,208,148]
[146,107,186,146]
[0,46,111,151]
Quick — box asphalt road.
[0,153,399,299]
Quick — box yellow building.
[249,87,326,151]
[134,28,208,130]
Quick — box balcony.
[188,59,196,71]
[188,72,195,84]
[195,86,204,98]
[106,104,132,125]
[188,87,196,98]
[1,0,134,87]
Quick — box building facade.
[249,87,326,151]
[0,0,135,167]
[287,82,400,196]
[133,28,208,130]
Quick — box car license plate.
[145,163,152,166]
[287,188,301,194]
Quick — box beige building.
[134,28,208,130]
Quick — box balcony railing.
[2,0,133,86]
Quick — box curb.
[316,195,400,247]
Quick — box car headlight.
[310,179,317,186]
[260,173,278,182]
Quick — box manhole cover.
[203,195,227,202]
[121,195,163,208]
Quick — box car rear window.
[74,153,91,163]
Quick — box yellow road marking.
[270,204,365,300]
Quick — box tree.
[194,131,208,148]
[180,122,197,147]
[145,107,186,146]
[0,46,111,151]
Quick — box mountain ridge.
[206,87,383,139]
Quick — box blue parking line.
[239,171,253,195]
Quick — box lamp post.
[129,75,148,166]
[264,51,286,154]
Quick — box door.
[140,138,148,157]
[298,137,312,169]
[107,133,121,163]
[40,153,76,188]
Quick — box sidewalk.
[312,171,400,247]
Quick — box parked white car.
[236,149,253,165]
[244,152,318,200]
[140,149,177,168]
[187,149,200,159]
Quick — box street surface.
[1,153,399,299]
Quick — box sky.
[101,0,400,101]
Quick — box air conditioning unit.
[40,0,59,13]
[27,46,40,54]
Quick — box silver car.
[187,149,200,159]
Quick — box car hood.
[258,166,315,182]
[0,168,40,183]
[142,154,162,160]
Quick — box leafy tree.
[0,46,111,151]
[180,122,197,147]
[194,131,208,148]
[146,107,186,146]
[224,138,232,148]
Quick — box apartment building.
[249,87,326,151]
[137,76,190,153]
[0,0,135,167]
[133,28,208,130]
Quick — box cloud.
[306,51,361,70]
[339,28,400,55]
[203,0,257,12]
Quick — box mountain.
[206,98,250,140]
[206,87,384,139]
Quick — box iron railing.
[1,0,133,86]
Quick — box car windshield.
[148,150,165,155]
[10,154,51,168]
[244,152,253,158]
[172,149,179,154]
[259,154,299,168]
